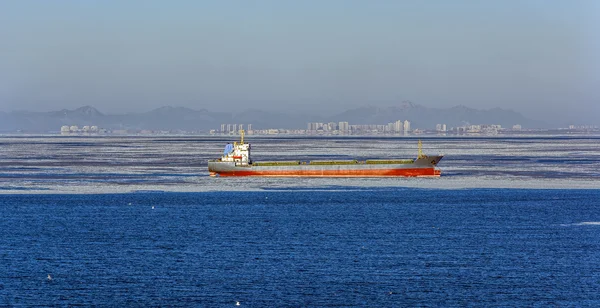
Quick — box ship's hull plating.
[208,156,443,177]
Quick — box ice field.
[0,135,598,193]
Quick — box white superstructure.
[220,130,251,165]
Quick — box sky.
[1,1,599,123]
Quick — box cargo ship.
[208,130,443,177]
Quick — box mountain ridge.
[0,104,546,132]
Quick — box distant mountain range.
[0,103,546,132]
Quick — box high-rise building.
[338,121,349,132]
[308,122,325,131]
[394,120,403,133]
[221,124,225,132]
[403,120,410,133]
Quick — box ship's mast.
[418,140,426,159]
[240,129,245,144]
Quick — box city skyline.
[2,102,598,135]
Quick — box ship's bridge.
[221,130,251,165]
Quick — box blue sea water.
[1,188,599,306]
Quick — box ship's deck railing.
[308,160,359,165]
[366,159,414,164]
[252,161,301,166]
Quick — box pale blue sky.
[1,1,598,123]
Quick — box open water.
[1,136,599,306]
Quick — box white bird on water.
[47,274,52,281]
[236,301,240,306]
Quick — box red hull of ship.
[213,168,441,177]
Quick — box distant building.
[338,121,349,132]
[307,122,325,131]
[512,124,522,131]
[386,123,394,133]
[61,125,103,135]
[403,120,411,133]
[394,120,403,133]
[328,122,337,131]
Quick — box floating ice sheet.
[0,135,598,194]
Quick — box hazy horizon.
[1,1,599,124]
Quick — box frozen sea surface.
[0,135,598,193]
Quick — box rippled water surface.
[1,189,600,306]
[1,136,599,306]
